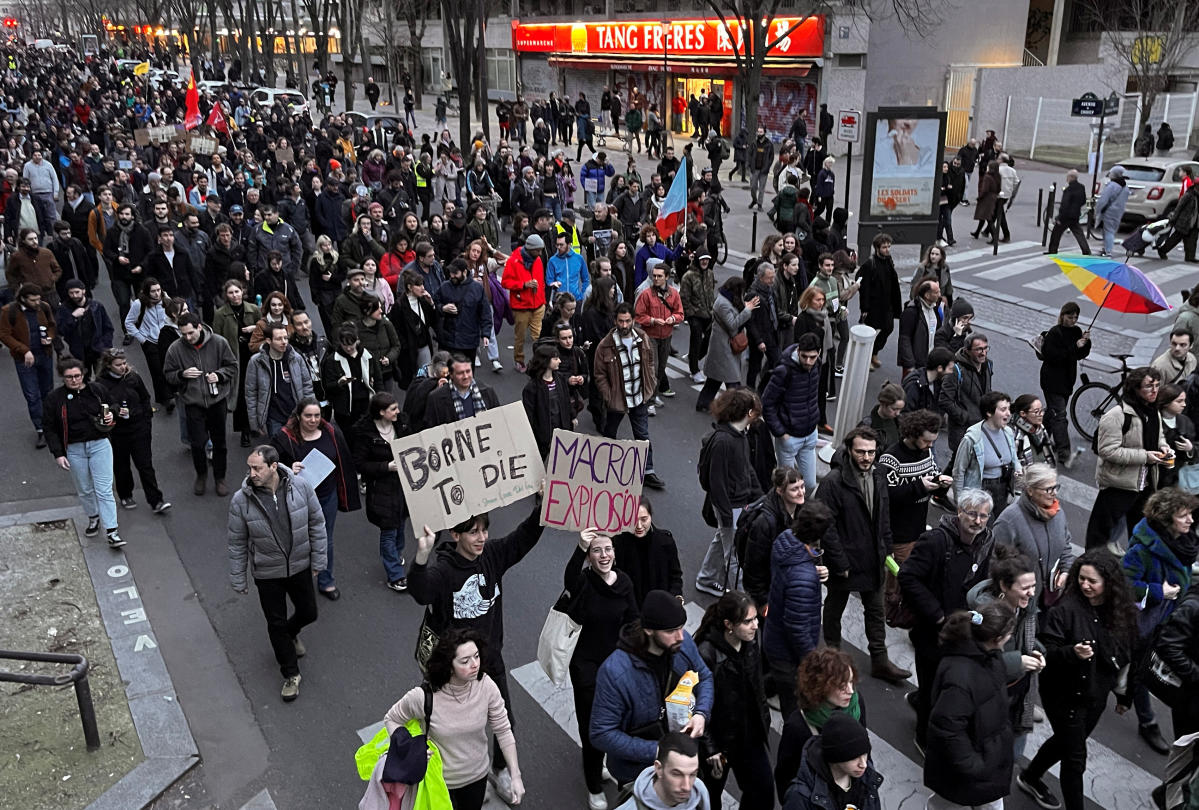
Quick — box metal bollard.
[818,324,877,465]
[751,212,758,252]
[1037,188,1044,228]
[1042,184,1057,247]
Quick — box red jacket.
[502,248,546,311]
[635,284,684,340]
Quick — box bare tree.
[703,0,943,137]
[1074,0,1199,123]
[440,0,490,148]
[393,0,429,108]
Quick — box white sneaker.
[474,355,481,366]
[588,792,609,810]
[647,405,657,416]
[691,371,706,383]
[652,395,665,406]
[491,359,503,372]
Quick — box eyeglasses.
[62,372,84,379]
[1024,408,1045,416]
[1036,484,1060,495]
[962,509,992,522]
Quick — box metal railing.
[0,650,100,751]
[1023,49,1045,67]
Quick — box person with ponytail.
[967,544,1045,757]
[1017,550,1138,810]
[694,591,773,810]
[925,601,1017,810]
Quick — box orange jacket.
[502,248,546,311]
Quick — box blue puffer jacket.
[546,249,591,301]
[764,529,824,668]
[762,345,821,438]
[580,158,616,195]
[591,624,714,784]
[432,277,492,351]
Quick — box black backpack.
[697,430,717,492]
[733,494,775,564]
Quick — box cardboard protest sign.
[188,133,218,155]
[390,402,545,532]
[541,429,648,534]
[133,128,151,147]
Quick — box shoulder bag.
[537,588,582,686]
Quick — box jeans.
[184,401,229,480]
[584,190,598,208]
[937,202,956,243]
[317,489,338,590]
[651,335,673,392]
[380,526,407,583]
[511,305,544,365]
[109,427,163,506]
[15,351,54,431]
[1103,223,1117,255]
[602,402,654,472]
[687,316,711,375]
[1024,697,1107,810]
[774,429,818,493]
[750,170,769,206]
[696,518,741,593]
[66,439,118,530]
[31,191,58,234]
[823,587,888,658]
[253,567,318,678]
[701,739,775,810]
[1043,390,1072,461]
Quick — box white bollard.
[819,324,877,465]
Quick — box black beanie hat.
[641,589,687,631]
[821,713,871,764]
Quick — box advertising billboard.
[510,17,825,58]
[859,107,947,228]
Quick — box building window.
[835,53,865,68]
[486,48,516,94]
[421,48,443,87]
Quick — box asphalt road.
[2,93,1177,810]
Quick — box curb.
[0,504,199,809]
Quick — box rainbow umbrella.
[1050,255,1171,328]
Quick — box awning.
[546,55,814,77]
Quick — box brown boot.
[871,656,911,684]
[214,479,230,497]
[193,474,206,496]
[869,354,881,370]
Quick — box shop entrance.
[668,76,732,137]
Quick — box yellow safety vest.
[555,222,581,254]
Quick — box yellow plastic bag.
[355,725,391,781]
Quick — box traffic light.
[3,18,18,28]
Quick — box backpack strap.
[421,681,433,735]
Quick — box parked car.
[1113,157,1199,224]
[251,88,309,116]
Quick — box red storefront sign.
[511,17,824,59]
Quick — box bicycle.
[1068,352,1133,444]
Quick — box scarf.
[802,690,861,731]
[1014,415,1050,453]
[451,382,488,420]
[804,306,833,350]
[117,219,134,254]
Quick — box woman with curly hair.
[382,629,524,809]
[1121,485,1198,754]
[1016,549,1138,810]
[773,646,867,803]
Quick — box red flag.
[184,69,202,130]
[205,102,228,134]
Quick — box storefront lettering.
[512,17,822,58]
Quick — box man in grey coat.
[244,324,314,438]
[228,445,327,702]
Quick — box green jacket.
[1123,517,1192,633]
[625,108,643,132]
[680,267,716,318]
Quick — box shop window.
[486,48,516,94]
[835,53,865,68]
